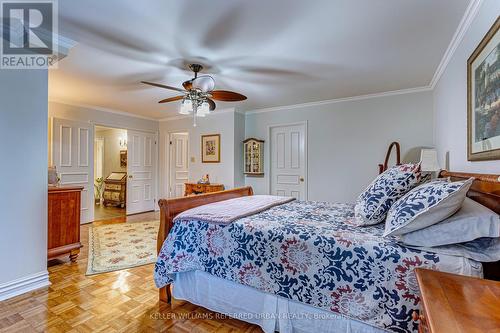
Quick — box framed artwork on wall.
[467,17,500,161]
[201,134,221,163]
[120,150,127,167]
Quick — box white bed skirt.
[172,270,386,333]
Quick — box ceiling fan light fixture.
[179,98,192,115]
[192,75,215,92]
[197,101,210,116]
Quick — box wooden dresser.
[184,183,224,196]
[48,185,83,262]
[414,268,500,333]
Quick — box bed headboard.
[438,171,500,214]
[438,170,500,281]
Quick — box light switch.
[190,156,196,163]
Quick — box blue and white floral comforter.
[154,200,481,332]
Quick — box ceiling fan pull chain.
[193,104,197,127]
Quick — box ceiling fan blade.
[182,80,193,90]
[207,98,216,111]
[210,90,247,101]
[141,81,185,92]
[158,95,184,103]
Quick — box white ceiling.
[49,0,471,119]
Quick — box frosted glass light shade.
[197,101,210,117]
[179,99,192,114]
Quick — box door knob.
[300,177,304,182]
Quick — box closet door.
[270,123,307,200]
[52,117,94,223]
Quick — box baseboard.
[0,271,50,301]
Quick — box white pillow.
[383,178,473,237]
[407,237,500,262]
[398,198,500,247]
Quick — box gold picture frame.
[201,134,221,163]
[467,16,500,161]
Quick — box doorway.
[94,126,127,220]
[168,132,189,198]
[269,122,308,200]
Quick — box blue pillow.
[384,178,473,237]
[354,163,421,225]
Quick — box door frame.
[93,122,160,215]
[165,130,190,198]
[267,121,308,200]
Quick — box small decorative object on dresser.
[103,172,127,208]
[201,134,220,163]
[413,268,500,333]
[467,17,500,161]
[243,138,264,176]
[48,185,83,262]
[184,182,224,196]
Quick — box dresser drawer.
[105,184,122,191]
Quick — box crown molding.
[159,107,236,122]
[429,0,483,88]
[245,86,432,115]
[48,99,159,121]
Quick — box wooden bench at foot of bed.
[157,187,254,303]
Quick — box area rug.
[86,221,159,275]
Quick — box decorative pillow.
[354,163,421,225]
[398,198,500,247]
[383,178,473,237]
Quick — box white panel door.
[52,117,94,223]
[169,133,189,198]
[127,130,156,214]
[270,123,307,200]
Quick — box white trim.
[267,121,308,200]
[245,86,432,115]
[159,107,236,122]
[49,99,158,121]
[429,0,483,88]
[0,271,50,302]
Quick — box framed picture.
[201,134,220,163]
[120,150,127,167]
[467,17,500,161]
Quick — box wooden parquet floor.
[0,212,262,333]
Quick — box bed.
[154,171,500,333]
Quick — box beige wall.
[95,127,127,180]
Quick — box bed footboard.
[157,186,254,303]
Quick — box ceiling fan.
[141,63,247,126]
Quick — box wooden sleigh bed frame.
[157,171,500,303]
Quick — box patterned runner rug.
[86,221,159,275]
